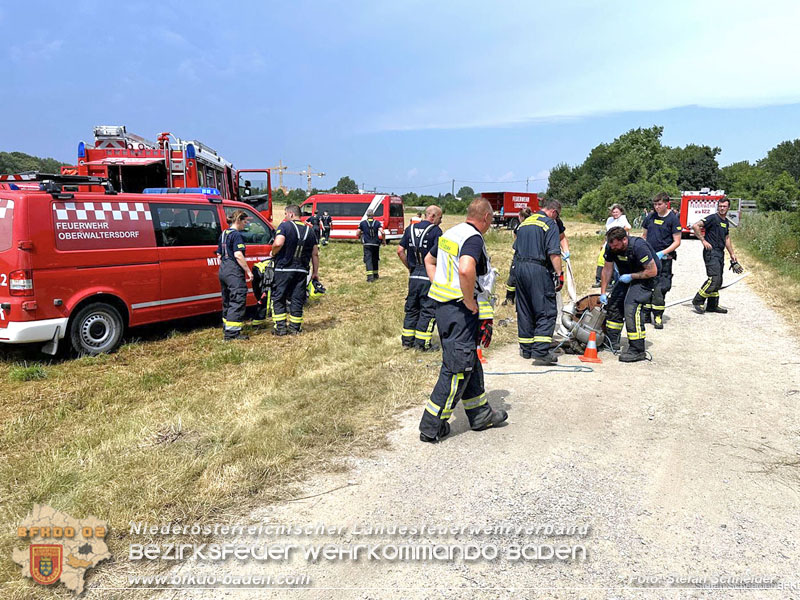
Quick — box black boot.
[619,348,647,363]
[692,293,706,314]
[471,408,509,431]
[420,421,450,443]
[706,297,727,314]
[532,352,559,366]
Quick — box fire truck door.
[152,203,224,321]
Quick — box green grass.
[732,211,800,336]
[7,363,47,382]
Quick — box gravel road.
[151,239,800,599]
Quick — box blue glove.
[618,273,633,284]
[599,293,608,305]
[656,250,665,259]
[562,251,570,260]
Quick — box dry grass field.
[0,208,602,597]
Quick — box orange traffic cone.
[579,331,602,364]
[477,346,488,364]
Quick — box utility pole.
[526,177,530,193]
[451,179,455,198]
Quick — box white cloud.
[406,167,418,179]
[498,171,515,182]
[10,39,63,63]
[369,1,800,131]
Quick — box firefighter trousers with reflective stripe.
[419,301,492,438]
[694,248,724,309]
[363,245,380,280]
[605,279,653,353]
[515,262,557,358]
[219,261,248,339]
[403,275,436,348]
[272,270,307,333]
[648,258,673,320]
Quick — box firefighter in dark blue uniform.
[514,200,564,364]
[397,205,443,350]
[600,227,660,362]
[502,207,532,306]
[308,211,322,243]
[641,192,682,329]
[691,197,742,314]
[270,204,319,335]
[320,211,332,246]
[358,210,384,282]
[217,210,253,341]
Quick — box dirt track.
[151,239,800,599]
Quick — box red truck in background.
[70,125,274,222]
[679,189,740,236]
[480,192,540,229]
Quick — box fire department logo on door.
[30,544,63,585]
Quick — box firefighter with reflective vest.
[514,200,564,365]
[397,205,443,350]
[270,204,319,335]
[599,226,661,363]
[419,199,507,443]
[217,210,253,341]
[692,197,742,315]
[320,211,332,246]
[641,192,681,329]
[358,210,385,282]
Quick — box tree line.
[544,126,800,219]
[0,151,67,175]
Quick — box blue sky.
[2,0,800,194]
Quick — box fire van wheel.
[508,218,519,230]
[69,302,124,356]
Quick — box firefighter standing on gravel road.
[600,226,660,363]
[397,204,443,351]
[270,205,319,335]
[217,210,253,341]
[641,192,682,329]
[514,200,564,365]
[418,198,507,444]
[358,210,384,282]
[691,197,742,315]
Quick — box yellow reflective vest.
[428,222,496,319]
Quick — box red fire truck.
[71,125,273,221]
[480,191,540,229]
[0,174,275,356]
[678,189,740,236]
[299,194,405,241]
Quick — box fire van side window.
[225,207,274,245]
[153,205,221,247]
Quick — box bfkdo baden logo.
[13,504,111,595]
[30,544,63,585]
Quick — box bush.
[736,211,800,266]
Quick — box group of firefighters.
[215,192,742,443]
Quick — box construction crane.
[269,161,325,195]
[298,164,326,195]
